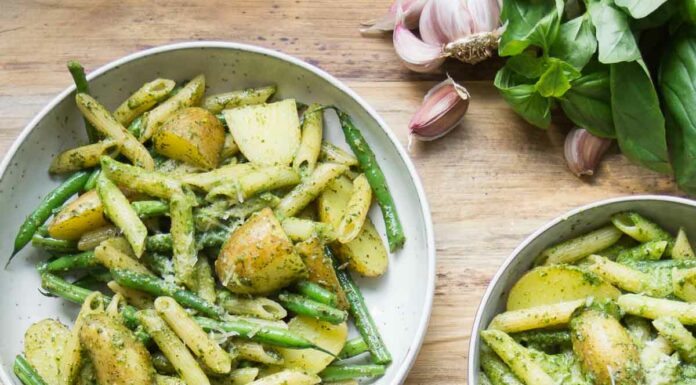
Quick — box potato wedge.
[48,190,108,240]
[24,319,71,385]
[153,107,225,169]
[278,316,347,374]
[224,99,301,166]
[215,207,307,294]
[318,176,387,277]
[295,238,348,309]
[507,265,620,311]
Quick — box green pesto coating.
[277,292,347,324]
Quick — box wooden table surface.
[0,1,681,383]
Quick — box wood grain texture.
[0,1,679,384]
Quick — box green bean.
[327,247,391,364]
[83,168,101,191]
[36,225,49,237]
[127,115,143,138]
[480,347,523,385]
[111,269,225,319]
[67,60,99,143]
[31,234,78,253]
[319,364,386,382]
[510,330,571,351]
[11,171,90,260]
[146,231,228,253]
[194,317,333,354]
[43,251,96,272]
[132,200,169,218]
[333,108,404,251]
[295,280,338,307]
[13,355,49,385]
[278,292,347,325]
[338,337,368,359]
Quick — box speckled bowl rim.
[467,194,696,384]
[0,41,436,385]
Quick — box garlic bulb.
[409,76,470,141]
[361,0,427,35]
[564,128,613,177]
[393,16,446,73]
[419,0,473,46]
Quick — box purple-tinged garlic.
[409,76,470,141]
[361,0,427,35]
[564,128,613,177]
[419,0,474,46]
[393,14,446,73]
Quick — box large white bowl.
[468,195,696,384]
[0,42,435,385]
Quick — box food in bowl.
[10,64,405,385]
[478,211,696,385]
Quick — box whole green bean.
[31,234,78,253]
[334,108,404,251]
[111,269,225,319]
[67,60,99,143]
[43,251,96,272]
[327,247,391,364]
[278,292,347,325]
[11,171,90,259]
[295,280,338,307]
[83,168,101,191]
[319,364,386,382]
[132,200,169,218]
[338,336,368,359]
[13,355,49,385]
[194,316,332,354]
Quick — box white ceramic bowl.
[467,195,696,384]
[0,42,435,385]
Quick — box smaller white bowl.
[467,195,696,384]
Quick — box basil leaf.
[499,0,564,56]
[550,14,597,70]
[506,52,547,78]
[659,28,696,193]
[588,0,641,64]
[535,59,581,98]
[610,61,671,173]
[614,0,668,19]
[631,0,677,30]
[495,67,552,128]
[559,71,616,138]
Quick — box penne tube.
[481,330,555,385]
[220,133,240,160]
[541,225,622,265]
[674,227,696,260]
[225,367,260,385]
[78,225,121,251]
[170,193,197,289]
[618,294,696,324]
[75,93,154,170]
[107,281,154,309]
[96,174,147,257]
[673,267,696,302]
[233,341,284,365]
[94,239,151,274]
[587,255,661,295]
[140,75,205,142]
[281,217,337,243]
[488,299,585,333]
[155,297,232,374]
[49,139,121,174]
[194,258,216,303]
[337,174,372,244]
[246,370,320,385]
[217,291,287,321]
[156,374,186,385]
[276,163,348,218]
[319,142,358,167]
[114,78,176,126]
[62,292,105,385]
[293,103,324,176]
[101,156,183,200]
[137,309,211,385]
[653,316,696,363]
[203,85,276,114]
[206,166,300,202]
[179,163,256,191]
[612,212,674,254]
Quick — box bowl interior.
[468,196,696,384]
[0,44,434,385]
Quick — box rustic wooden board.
[0,1,679,384]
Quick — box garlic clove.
[419,0,473,46]
[564,128,613,177]
[409,76,470,141]
[467,0,502,33]
[393,14,446,73]
[361,0,427,35]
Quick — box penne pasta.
[336,174,372,244]
[96,174,147,257]
[114,78,176,126]
[293,103,323,176]
[618,294,696,324]
[78,225,121,251]
[276,163,348,218]
[101,156,183,200]
[540,225,622,265]
[203,85,276,114]
[169,193,197,289]
[586,254,660,295]
[673,227,696,260]
[194,258,217,303]
[217,291,287,321]
[233,341,284,365]
[653,316,696,363]
[281,217,337,243]
[94,240,151,274]
[319,142,358,167]
[49,139,121,174]
[481,330,555,385]
[488,299,585,333]
[245,370,320,385]
[107,281,154,309]
[140,75,205,142]
[206,166,300,202]
[612,212,674,254]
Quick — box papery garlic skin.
[409,76,470,141]
[564,128,613,177]
[393,17,446,73]
[468,0,502,33]
[419,0,473,46]
[361,0,427,35]
[444,30,501,64]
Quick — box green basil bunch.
[496,0,682,176]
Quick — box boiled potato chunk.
[295,238,348,310]
[278,316,347,374]
[318,176,387,277]
[224,99,301,166]
[507,265,620,311]
[570,308,643,385]
[79,313,155,385]
[215,207,307,294]
[48,190,108,240]
[153,107,225,169]
[24,319,71,385]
